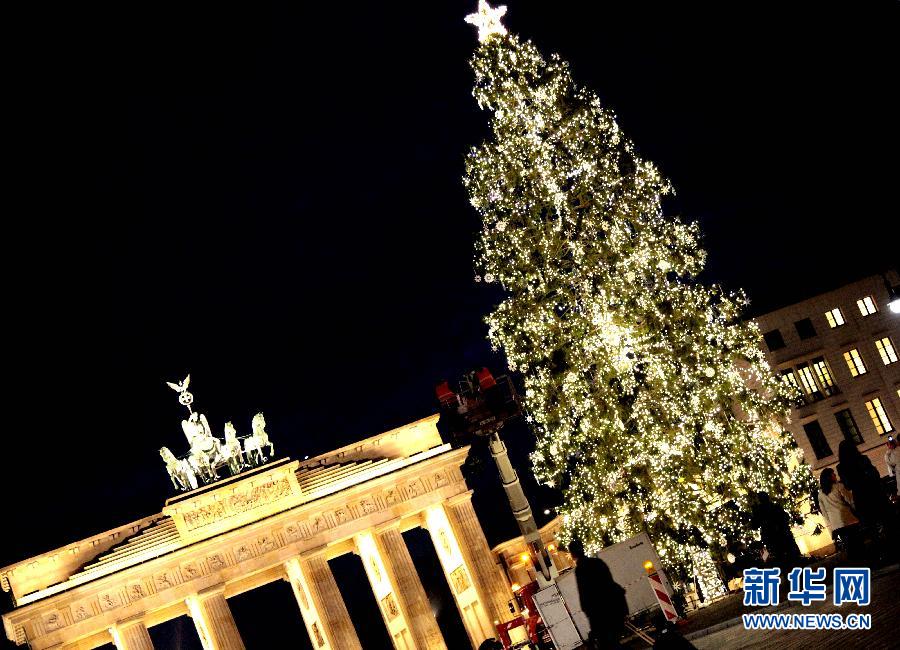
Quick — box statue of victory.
[163,374,222,486]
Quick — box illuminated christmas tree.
[463,2,814,587]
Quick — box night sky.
[3,2,897,648]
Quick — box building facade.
[754,272,900,478]
[1,415,518,650]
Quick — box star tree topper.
[465,0,507,42]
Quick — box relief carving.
[154,571,174,591]
[128,582,146,602]
[72,602,92,622]
[439,529,452,557]
[99,591,121,611]
[334,507,349,524]
[449,566,471,595]
[207,552,227,570]
[181,561,201,580]
[182,501,227,531]
[381,593,400,621]
[181,477,293,531]
[42,611,63,632]
[384,488,399,505]
[294,577,310,610]
[311,515,326,533]
[311,621,325,647]
[258,534,277,552]
[284,523,302,541]
[235,544,254,562]
[360,498,377,514]
[408,478,425,497]
[370,557,383,584]
[434,471,448,487]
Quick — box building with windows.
[755,272,900,478]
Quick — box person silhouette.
[751,491,802,569]
[567,538,627,649]
[837,440,890,528]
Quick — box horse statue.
[220,421,245,476]
[182,412,222,483]
[243,412,274,466]
[160,447,198,491]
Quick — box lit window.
[825,308,845,328]
[857,296,877,316]
[780,369,804,406]
[874,337,898,365]
[780,369,800,390]
[802,420,833,459]
[865,398,894,435]
[843,349,867,377]
[834,409,863,444]
[811,357,837,396]
[796,365,821,400]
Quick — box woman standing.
[817,468,862,562]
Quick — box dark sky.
[2,1,897,646]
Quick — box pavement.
[684,562,900,650]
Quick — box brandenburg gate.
[1,415,516,649]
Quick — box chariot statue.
[160,374,277,491]
[182,411,222,483]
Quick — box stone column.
[445,491,515,624]
[284,556,359,650]
[109,617,154,650]
[354,531,414,649]
[375,523,446,650]
[301,554,362,650]
[185,586,245,650]
[423,505,495,647]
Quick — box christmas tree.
[463,2,814,588]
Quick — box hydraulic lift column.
[489,431,558,587]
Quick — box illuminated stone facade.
[754,272,900,477]
[754,272,900,555]
[1,415,515,649]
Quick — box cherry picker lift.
[436,368,561,648]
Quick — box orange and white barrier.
[647,569,678,622]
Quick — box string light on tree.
[462,2,814,586]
